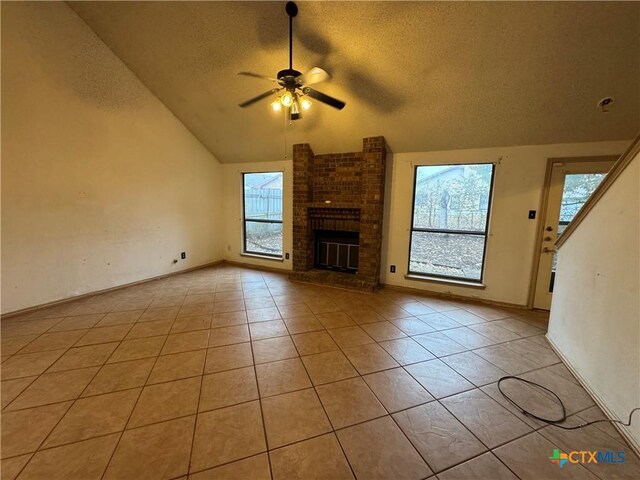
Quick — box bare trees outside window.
[409,164,495,281]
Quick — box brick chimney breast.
[291,137,386,291]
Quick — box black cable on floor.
[497,375,640,430]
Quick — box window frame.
[242,171,284,259]
[407,162,496,283]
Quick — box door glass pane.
[410,232,486,280]
[557,173,606,237]
[243,172,283,221]
[413,164,493,232]
[549,172,607,290]
[245,221,282,256]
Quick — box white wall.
[219,141,628,306]
[381,141,628,305]
[222,161,293,270]
[1,2,224,314]
[547,150,639,448]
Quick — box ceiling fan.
[238,1,346,119]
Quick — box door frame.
[526,155,619,309]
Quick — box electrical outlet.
[181,252,186,259]
[528,210,536,219]
[285,253,290,260]
[390,265,396,273]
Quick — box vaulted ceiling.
[69,1,640,163]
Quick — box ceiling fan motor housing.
[277,69,303,89]
[286,2,298,18]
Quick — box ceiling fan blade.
[297,67,330,86]
[238,72,282,84]
[303,87,346,110]
[239,88,282,108]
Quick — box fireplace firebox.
[315,231,359,273]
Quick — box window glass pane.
[245,221,282,256]
[244,172,283,221]
[413,164,493,232]
[410,232,485,280]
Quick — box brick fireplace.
[291,137,386,291]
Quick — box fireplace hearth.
[291,137,386,291]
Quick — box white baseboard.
[545,334,640,456]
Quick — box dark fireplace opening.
[314,230,359,273]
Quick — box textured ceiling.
[69,1,640,163]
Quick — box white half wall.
[547,150,640,448]
[221,161,293,271]
[1,2,224,314]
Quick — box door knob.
[545,226,554,231]
[542,247,555,254]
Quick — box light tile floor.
[1,265,638,479]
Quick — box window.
[243,172,283,257]
[408,163,495,282]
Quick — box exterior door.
[533,158,616,310]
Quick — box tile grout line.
[244,278,276,480]
[185,344,207,476]
[185,452,268,479]
[283,317,360,480]
[97,287,188,480]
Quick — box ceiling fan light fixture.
[270,99,282,112]
[280,92,294,107]
[290,97,301,120]
[300,97,312,110]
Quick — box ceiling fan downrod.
[286,1,297,71]
[277,2,301,86]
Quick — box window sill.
[240,252,284,262]
[404,274,486,289]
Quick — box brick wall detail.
[292,137,386,289]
